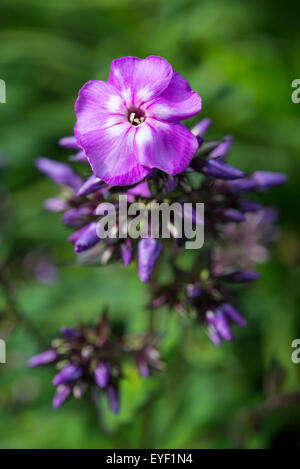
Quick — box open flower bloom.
[75,56,202,186]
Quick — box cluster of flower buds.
[36,117,286,289]
[28,313,163,410]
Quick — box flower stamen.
[129,112,145,126]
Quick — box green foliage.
[0,0,300,449]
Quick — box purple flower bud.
[74,222,99,253]
[227,179,257,193]
[138,238,162,283]
[251,171,288,192]
[36,157,82,191]
[127,181,151,198]
[107,384,120,414]
[76,174,107,197]
[138,356,150,378]
[62,207,90,228]
[28,349,58,367]
[210,136,233,159]
[203,159,246,180]
[165,175,178,192]
[52,384,71,409]
[71,149,88,163]
[219,209,246,222]
[44,198,68,212]
[222,303,247,327]
[120,239,133,266]
[191,118,212,137]
[58,136,79,150]
[187,283,202,299]
[207,324,222,346]
[60,327,83,341]
[225,270,260,283]
[239,200,262,212]
[52,364,82,386]
[213,311,233,341]
[68,226,88,244]
[94,362,110,388]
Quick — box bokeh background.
[1,0,300,449]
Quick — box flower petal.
[79,123,150,185]
[136,119,198,175]
[75,80,126,138]
[108,56,173,107]
[145,71,201,122]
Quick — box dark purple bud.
[28,349,58,367]
[94,362,110,388]
[227,178,257,193]
[62,207,90,228]
[239,200,262,212]
[210,136,233,159]
[74,222,99,253]
[187,283,202,299]
[52,384,71,409]
[225,270,260,283]
[107,384,120,414]
[68,226,88,244]
[191,118,212,137]
[165,175,178,192]
[127,181,151,198]
[60,327,83,341]
[222,303,247,327]
[138,238,162,283]
[36,157,82,191]
[120,239,133,266]
[219,209,246,222]
[58,136,79,150]
[251,171,288,192]
[138,356,150,378]
[44,198,68,212]
[213,311,233,341]
[203,159,245,180]
[76,174,107,197]
[52,364,82,386]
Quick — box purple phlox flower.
[191,118,212,138]
[60,327,83,341]
[75,56,202,186]
[44,198,68,212]
[59,136,87,163]
[138,237,162,282]
[107,383,120,414]
[52,384,71,409]
[36,157,83,191]
[203,159,246,180]
[74,222,99,253]
[52,364,82,386]
[28,349,58,367]
[94,362,111,388]
[120,239,134,266]
[76,174,107,197]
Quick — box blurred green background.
[1,0,300,449]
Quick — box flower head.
[75,56,202,186]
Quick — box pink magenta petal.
[135,119,198,175]
[79,123,150,186]
[145,71,201,122]
[108,56,173,107]
[75,80,126,137]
